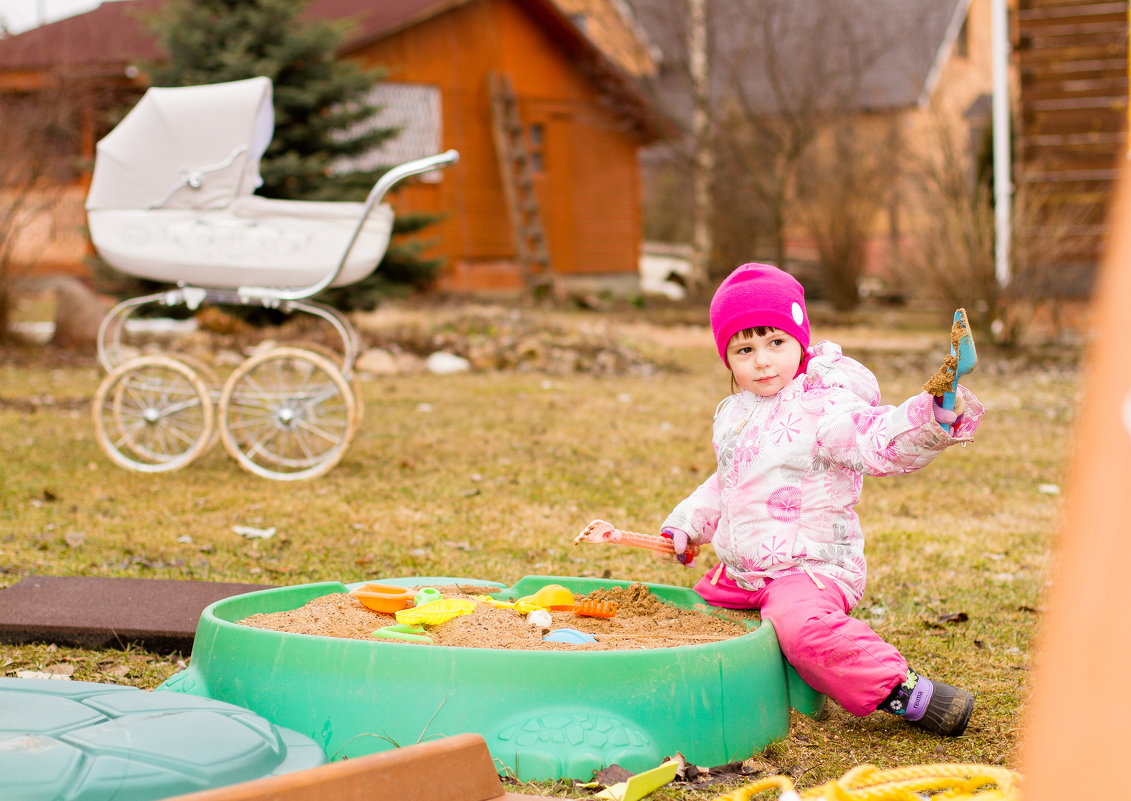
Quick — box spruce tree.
[143,0,443,311]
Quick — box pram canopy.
[87,76,273,211]
[86,76,397,291]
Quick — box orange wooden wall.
[1020,159,1131,801]
[350,0,645,291]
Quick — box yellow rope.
[711,763,1021,801]
[715,775,799,801]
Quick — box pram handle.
[243,149,460,302]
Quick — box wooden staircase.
[487,72,551,289]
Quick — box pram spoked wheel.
[285,339,364,426]
[92,355,216,473]
[218,347,358,481]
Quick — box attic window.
[332,82,443,182]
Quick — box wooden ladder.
[487,72,551,288]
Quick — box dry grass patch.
[0,305,1074,794]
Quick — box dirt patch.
[352,306,683,376]
[238,583,758,651]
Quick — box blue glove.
[661,527,693,566]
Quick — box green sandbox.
[158,575,824,781]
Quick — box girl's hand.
[932,389,965,427]
[661,528,694,566]
[952,389,966,417]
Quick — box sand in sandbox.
[238,583,759,650]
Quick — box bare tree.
[711,120,776,274]
[898,113,1094,345]
[0,85,81,344]
[712,0,898,272]
[629,0,908,290]
[897,113,996,329]
[794,121,904,310]
[684,0,712,297]
[629,0,713,296]
[998,174,1101,345]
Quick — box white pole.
[992,0,1012,286]
[686,0,713,296]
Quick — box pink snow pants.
[694,569,907,716]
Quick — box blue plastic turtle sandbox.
[0,678,325,801]
[158,575,824,781]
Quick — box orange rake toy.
[573,519,701,562]
[574,599,618,618]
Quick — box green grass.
[0,307,1073,796]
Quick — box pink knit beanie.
[709,263,810,366]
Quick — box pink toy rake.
[573,519,701,559]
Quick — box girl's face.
[726,328,804,397]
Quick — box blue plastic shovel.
[940,308,977,433]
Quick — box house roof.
[632,0,971,121]
[552,0,660,77]
[0,0,163,72]
[0,0,484,70]
[0,0,669,139]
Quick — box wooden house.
[0,0,668,294]
[629,0,997,301]
[1013,0,1128,296]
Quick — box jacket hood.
[792,340,882,407]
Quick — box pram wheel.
[218,347,358,481]
[166,352,223,454]
[284,340,364,425]
[92,355,216,472]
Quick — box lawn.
[0,302,1075,797]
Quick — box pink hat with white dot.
[709,262,810,366]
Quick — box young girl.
[662,262,983,736]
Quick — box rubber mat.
[0,575,273,652]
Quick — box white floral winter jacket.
[663,340,983,609]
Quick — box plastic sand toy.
[574,520,702,560]
[372,623,432,643]
[476,595,543,614]
[352,583,415,613]
[158,575,825,781]
[517,583,576,610]
[926,308,978,434]
[394,598,475,625]
[543,627,597,644]
[574,599,618,618]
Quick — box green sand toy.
[158,575,824,781]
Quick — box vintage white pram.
[86,76,458,480]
